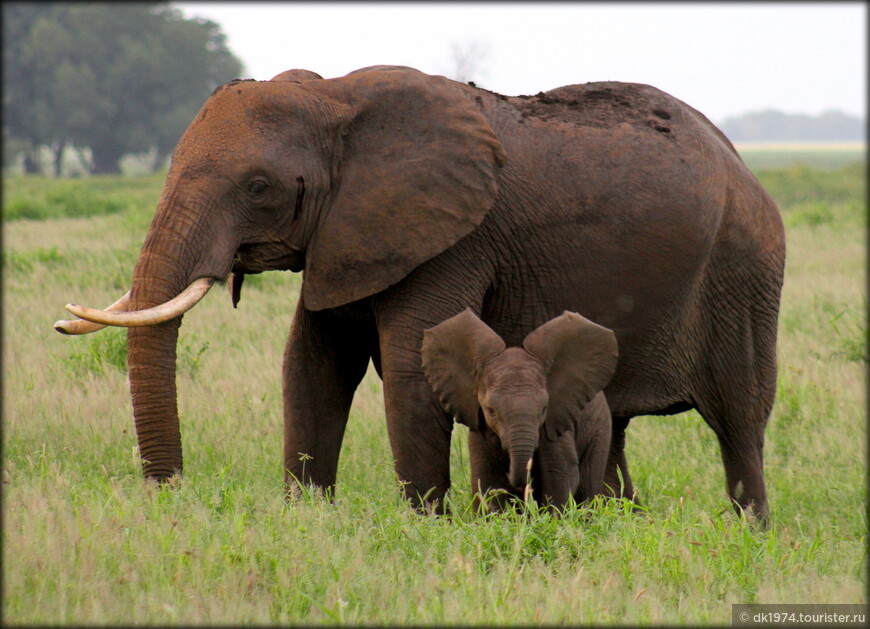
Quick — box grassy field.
[734,141,865,171]
[2,148,866,624]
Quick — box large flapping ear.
[421,309,506,429]
[523,312,618,442]
[300,67,507,311]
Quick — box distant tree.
[447,40,491,86]
[3,2,244,175]
[810,110,866,141]
[2,3,61,173]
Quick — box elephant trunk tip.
[508,455,534,490]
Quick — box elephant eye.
[247,177,270,196]
[484,406,496,418]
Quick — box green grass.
[2,174,165,222]
[60,327,210,379]
[2,157,866,624]
[735,142,866,171]
[754,162,866,230]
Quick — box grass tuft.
[827,301,867,363]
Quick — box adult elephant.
[56,66,785,521]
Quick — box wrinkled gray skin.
[60,65,785,524]
[422,310,617,511]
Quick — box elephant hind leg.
[717,431,768,524]
[697,392,771,525]
[694,319,777,525]
[602,415,638,503]
[695,236,782,526]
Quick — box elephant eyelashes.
[247,177,270,196]
[294,176,305,220]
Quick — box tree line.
[4,4,862,177]
[3,2,244,176]
[719,109,865,143]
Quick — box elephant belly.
[476,220,708,419]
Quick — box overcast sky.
[173,2,865,124]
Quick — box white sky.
[174,2,866,123]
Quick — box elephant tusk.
[54,291,132,335]
[62,278,215,328]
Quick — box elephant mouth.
[228,245,305,308]
[232,244,305,274]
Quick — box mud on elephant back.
[56,65,785,525]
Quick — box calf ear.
[523,312,618,441]
[421,309,505,430]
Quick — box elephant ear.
[301,68,507,311]
[421,309,506,430]
[523,312,618,442]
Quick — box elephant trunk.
[128,319,183,479]
[506,425,539,490]
[125,197,228,480]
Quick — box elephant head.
[421,309,618,489]
[56,67,506,480]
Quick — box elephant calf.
[422,309,618,511]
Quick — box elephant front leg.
[283,304,372,498]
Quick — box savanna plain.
[3,149,866,625]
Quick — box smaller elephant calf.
[421,309,618,511]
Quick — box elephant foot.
[731,495,770,530]
[143,472,182,489]
[603,415,641,508]
[717,435,770,529]
[472,487,526,515]
[283,473,336,505]
[399,480,450,516]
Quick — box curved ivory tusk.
[63,278,215,328]
[54,291,132,335]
